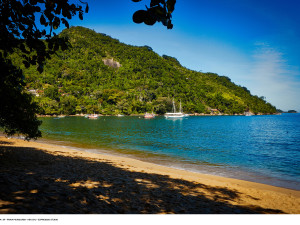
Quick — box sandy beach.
[0,136,299,214]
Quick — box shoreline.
[1,136,299,214]
[37,114,278,118]
[35,136,300,191]
[36,112,286,117]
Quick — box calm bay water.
[39,113,300,190]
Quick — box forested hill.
[12,26,277,115]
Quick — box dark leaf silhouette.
[132,0,176,29]
[133,10,147,24]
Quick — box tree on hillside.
[0,0,88,140]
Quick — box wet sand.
[0,136,299,214]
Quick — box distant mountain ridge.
[10,26,277,115]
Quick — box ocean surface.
[39,113,300,190]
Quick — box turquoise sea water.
[39,113,300,190]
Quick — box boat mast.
[172,98,176,113]
[179,100,182,113]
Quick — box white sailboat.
[165,99,185,118]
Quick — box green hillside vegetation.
[9,26,277,116]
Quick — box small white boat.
[88,114,99,119]
[55,115,66,119]
[117,114,124,117]
[144,112,155,119]
[244,112,254,116]
[165,99,185,118]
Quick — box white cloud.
[246,43,300,111]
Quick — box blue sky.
[63,0,300,111]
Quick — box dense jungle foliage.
[9,26,277,115]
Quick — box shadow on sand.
[0,145,283,214]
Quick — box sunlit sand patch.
[80,198,88,205]
[0,200,15,213]
[26,172,35,175]
[13,190,26,195]
[30,189,38,194]
[69,180,101,189]
[55,178,69,183]
[111,198,123,203]
[0,200,14,207]
[11,191,26,200]
[135,178,160,189]
[14,196,25,200]
[96,195,110,204]
[96,195,123,204]
[100,181,113,188]
[56,177,113,189]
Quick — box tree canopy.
[0,0,88,140]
